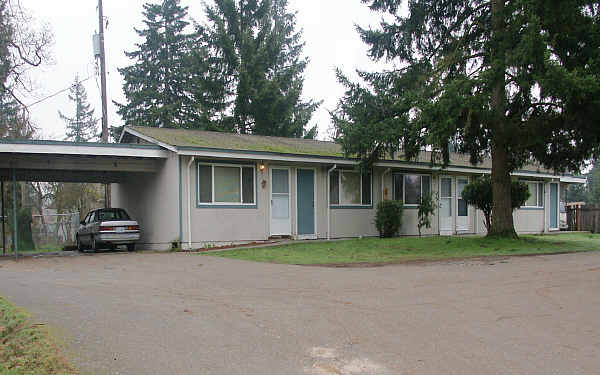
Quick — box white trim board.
[0,142,168,158]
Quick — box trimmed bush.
[375,200,404,238]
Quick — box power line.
[27,75,93,108]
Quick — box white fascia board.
[560,176,587,184]
[512,171,557,179]
[0,143,169,158]
[120,127,178,153]
[177,148,356,165]
[373,161,491,174]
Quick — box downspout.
[187,156,195,250]
[327,164,337,240]
[381,168,391,201]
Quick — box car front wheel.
[91,236,98,252]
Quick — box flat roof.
[0,139,169,158]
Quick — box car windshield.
[96,209,131,221]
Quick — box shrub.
[462,176,530,232]
[418,193,437,236]
[375,200,403,238]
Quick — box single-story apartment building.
[113,126,585,250]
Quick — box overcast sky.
[18,0,398,141]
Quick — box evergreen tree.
[0,89,35,139]
[588,160,600,205]
[198,0,320,138]
[332,0,600,237]
[59,76,98,142]
[117,0,208,130]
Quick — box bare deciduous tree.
[0,0,53,108]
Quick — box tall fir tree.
[117,0,209,132]
[198,0,320,138]
[332,0,600,237]
[587,160,600,205]
[59,76,98,142]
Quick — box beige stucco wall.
[116,151,561,249]
[111,153,179,250]
[181,156,270,247]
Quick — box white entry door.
[440,176,453,235]
[456,177,471,232]
[270,168,291,236]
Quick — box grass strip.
[204,233,600,265]
[0,296,77,375]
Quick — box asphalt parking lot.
[0,251,599,375]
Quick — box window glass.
[242,167,255,204]
[422,175,431,197]
[272,169,289,194]
[97,209,131,221]
[538,183,544,207]
[441,177,452,198]
[457,200,468,216]
[214,166,241,203]
[404,175,421,205]
[525,182,538,206]
[393,173,403,201]
[362,173,372,205]
[341,171,361,205]
[329,171,339,205]
[456,178,468,216]
[198,165,212,203]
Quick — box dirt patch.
[183,241,281,252]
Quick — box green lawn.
[204,233,600,265]
[0,296,77,375]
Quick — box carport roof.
[0,139,169,183]
[0,139,168,158]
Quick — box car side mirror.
[80,221,86,226]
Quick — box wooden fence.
[570,205,600,233]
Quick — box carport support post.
[1,180,5,255]
[11,169,17,260]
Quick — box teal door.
[297,169,315,236]
[550,183,558,229]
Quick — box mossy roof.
[128,126,343,157]
[126,126,550,173]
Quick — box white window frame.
[197,162,256,206]
[330,170,372,207]
[393,173,432,207]
[522,180,544,208]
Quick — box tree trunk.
[489,142,517,238]
[488,0,517,238]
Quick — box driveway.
[0,252,599,375]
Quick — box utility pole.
[98,0,111,208]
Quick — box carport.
[0,139,169,258]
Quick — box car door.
[79,212,90,244]
[84,211,96,244]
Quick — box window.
[392,173,431,205]
[96,209,131,221]
[523,181,544,207]
[197,163,256,205]
[329,170,372,206]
